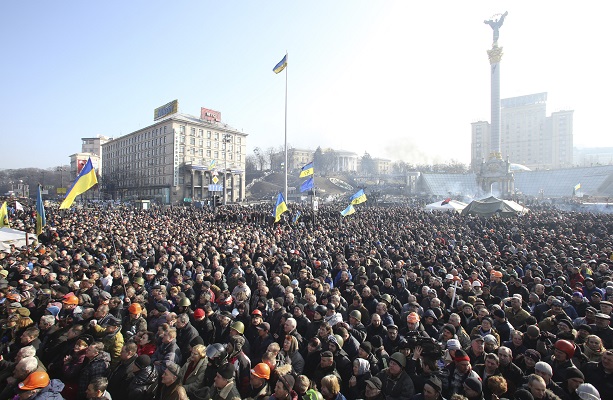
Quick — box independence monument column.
[485,11,507,157]
[479,11,514,197]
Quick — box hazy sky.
[1,1,609,169]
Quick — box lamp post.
[222,134,232,205]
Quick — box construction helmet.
[390,352,407,368]
[230,321,245,335]
[303,389,324,400]
[178,297,191,307]
[18,371,50,391]
[554,339,575,359]
[133,277,145,286]
[251,363,271,380]
[128,303,142,315]
[63,295,79,305]
[328,334,344,349]
[349,310,362,321]
[381,294,393,304]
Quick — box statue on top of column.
[484,11,508,44]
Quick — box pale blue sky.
[1,1,609,169]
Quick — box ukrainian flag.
[0,202,9,228]
[349,189,367,205]
[273,54,288,74]
[340,204,355,217]
[293,211,302,224]
[36,185,46,236]
[574,183,581,191]
[272,193,288,222]
[60,158,98,209]
[209,159,216,170]
[299,162,314,178]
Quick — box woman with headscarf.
[281,335,304,375]
[346,358,372,400]
[582,334,606,363]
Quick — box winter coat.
[155,381,188,400]
[176,322,200,362]
[150,339,182,374]
[178,357,207,398]
[128,365,159,400]
[31,379,65,400]
[107,355,136,400]
[79,351,111,398]
[376,368,416,400]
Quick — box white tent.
[0,227,37,252]
[424,199,468,213]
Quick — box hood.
[34,379,65,400]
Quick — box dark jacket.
[176,322,200,361]
[79,351,111,399]
[128,365,159,400]
[107,355,136,400]
[376,368,416,400]
[151,339,182,374]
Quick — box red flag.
[441,198,451,205]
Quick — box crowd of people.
[0,200,612,400]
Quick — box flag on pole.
[300,177,314,193]
[441,198,451,206]
[273,54,288,74]
[292,211,302,224]
[349,189,367,205]
[574,183,581,191]
[36,185,46,236]
[272,193,288,222]
[60,158,98,209]
[0,202,9,228]
[209,159,216,170]
[299,162,314,177]
[340,204,355,217]
[14,201,24,211]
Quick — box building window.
[207,131,211,138]
[198,129,203,137]
[214,132,219,140]
[206,150,211,157]
[206,140,211,148]
[191,127,195,136]
[180,126,185,134]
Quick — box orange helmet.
[18,371,50,391]
[63,295,79,305]
[251,363,271,380]
[128,303,142,315]
[6,293,20,301]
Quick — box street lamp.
[222,134,232,205]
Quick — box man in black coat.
[175,313,199,362]
[107,342,138,400]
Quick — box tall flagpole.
[312,162,316,226]
[284,52,288,203]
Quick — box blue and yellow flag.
[209,159,216,170]
[60,158,98,209]
[273,54,288,74]
[272,193,288,222]
[299,161,314,178]
[293,211,302,224]
[0,202,9,228]
[341,204,355,217]
[300,177,314,193]
[349,189,367,205]
[36,185,46,236]
[574,183,581,191]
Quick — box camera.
[404,331,443,359]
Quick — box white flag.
[15,201,24,211]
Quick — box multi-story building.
[373,158,392,175]
[101,102,247,204]
[471,93,573,170]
